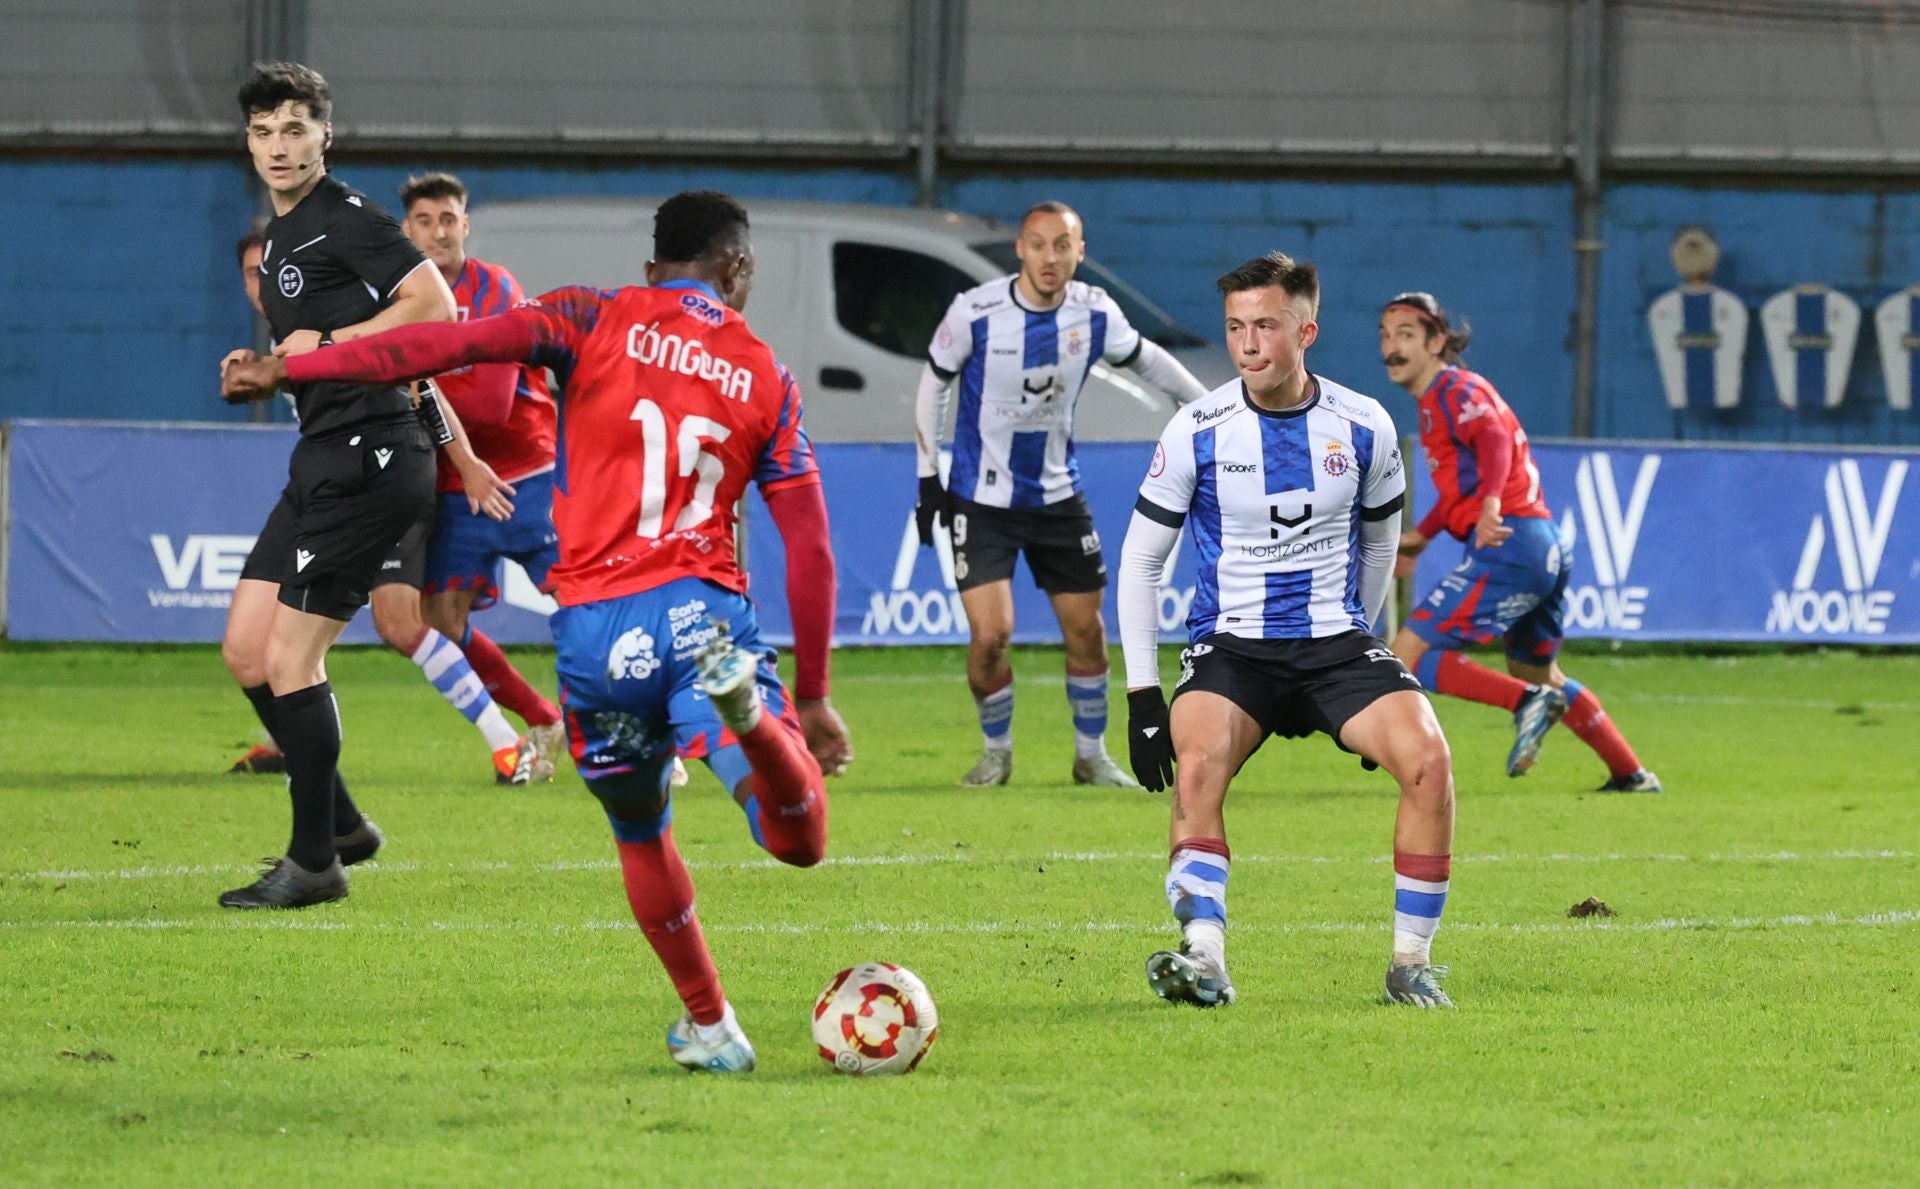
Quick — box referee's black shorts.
[947,493,1106,594]
[239,419,435,621]
[1171,630,1422,751]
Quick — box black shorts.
[372,510,433,591]
[236,420,436,621]
[948,494,1106,594]
[1171,630,1421,750]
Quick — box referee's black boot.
[333,818,384,867]
[218,856,348,910]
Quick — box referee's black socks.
[275,682,344,873]
[244,681,364,835]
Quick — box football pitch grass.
[2,643,1917,1185]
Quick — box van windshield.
[971,241,1209,350]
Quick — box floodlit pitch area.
[2,645,1917,1184]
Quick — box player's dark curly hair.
[1217,252,1320,315]
[653,190,750,263]
[1383,291,1473,363]
[401,172,469,210]
[235,228,265,270]
[237,61,332,123]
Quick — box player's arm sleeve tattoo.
[1124,338,1211,405]
[916,294,972,480]
[1357,405,1409,629]
[1119,419,1197,689]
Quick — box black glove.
[1127,687,1175,792]
[915,475,948,547]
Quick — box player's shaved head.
[1020,201,1082,236]
[653,191,751,264]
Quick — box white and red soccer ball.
[812,962,939,1076]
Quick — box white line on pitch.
[2,909,1917,937]
[834,672,1920,711]
[6,846,1914,885]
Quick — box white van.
[473,198,1233,442]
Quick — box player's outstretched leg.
[1413,650,1564,777]
[459,624,565,779]
[1341,689,1456,1008]
[1147,839,1236,1007]
[401,625,539,785]
[594,773,754,1074]
[1054,591,1138,787]
[1386,852,1454,1008]
[1066,666,1134,786]
[1559,677,1661,793]
[958,582,1016,786]
[695,625,827,868]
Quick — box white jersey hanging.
[1759,284,1860,410]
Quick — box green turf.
[1,643,1917,1186]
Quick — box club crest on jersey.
[1322,440,1350,477]
[277,264,304,298]
[1067,328,1083,357]
[606,627,660,682]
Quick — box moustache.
[1384,355,1409,367]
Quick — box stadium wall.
[3,158,1918,447]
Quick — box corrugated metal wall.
[10,2,1920,172]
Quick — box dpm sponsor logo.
[1558,453,1659,632]
[148,534,255,609]
[1766,459,1908,636]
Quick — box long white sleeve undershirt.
[1124,339,1210,405]
[1118,510,1182,689]
[913,363,952,479]
[1357,506,1401,632]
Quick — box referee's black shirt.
[258,174,431,438]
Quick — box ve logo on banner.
[149,534,255,609]
[1767,460,1908,636]
[1560,453,1660,631]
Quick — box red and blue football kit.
[425,256,562,606]
[437,257,557,491]
[284,274,840,1035]
[283,277,836,778]
[1407,366,1572,661]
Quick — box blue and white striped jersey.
[928,275,1143,509]
[1135,376,1406,641]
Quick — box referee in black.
[217,62,505,908]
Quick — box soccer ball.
[811,962,939,1076]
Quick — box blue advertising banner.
[7,423,1917,645]
[3,421,556,644]
[1408,442,1919,643]
[743,441,1181,647]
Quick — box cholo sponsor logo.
[1766,459,1907,636]
[1559,452,1660,632]
[148,534,255,609]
